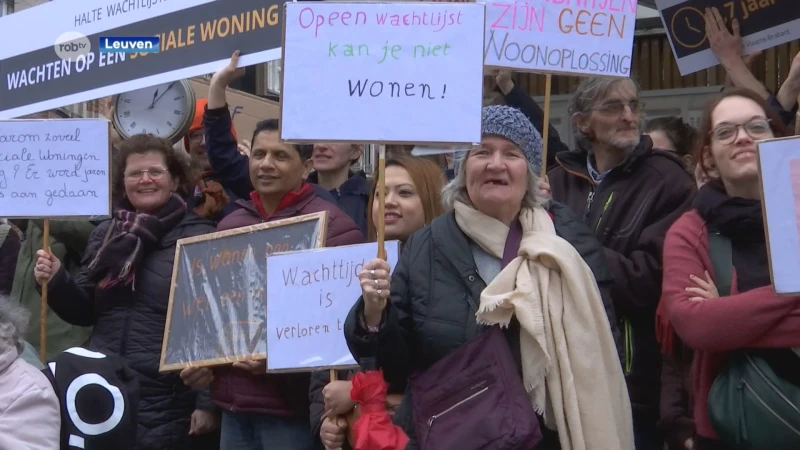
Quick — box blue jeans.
[220,412,318,450]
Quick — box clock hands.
[149,88,159,109]
[685,17,702,33]
[149,82,176,109]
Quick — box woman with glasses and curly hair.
[32,134,218,450]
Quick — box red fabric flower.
[350,371,409,450]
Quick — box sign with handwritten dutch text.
[280,2,485,144]
[0,119,111,218]
[265,241,400,372]
[657,0,800,75]
[159,212,328,372]
[483,0,636,76]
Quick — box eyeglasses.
[125,166,168,181]
[710,118,772,144]
[592,100,644,115]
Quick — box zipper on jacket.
[584,190,595,221]
[624,318,633,375]
[742,379,800,437]
[423,385,489,449]
[594,192,615,233]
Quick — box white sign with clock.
[112,80,196,145]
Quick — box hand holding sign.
[209,51,247,110]
[34,249,61,285]
[360,258,391,327]
[212,51,246,88]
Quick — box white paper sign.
[0,119,111,218]
[265,241,401,371]
[280,2,486,144]
[758,137,800,296]
[483,0,636,76]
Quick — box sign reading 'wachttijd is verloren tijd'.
[0,0,283,119]
[159,212,328,373]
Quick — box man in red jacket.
[180,116,363,449]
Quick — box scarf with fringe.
[88,194,186,288]
[454,201,633,450]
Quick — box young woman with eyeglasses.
[658,87,800,450]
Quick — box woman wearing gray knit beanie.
[345,105,633,449]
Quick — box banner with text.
[0,0,213,61]
[657,0,800,75]
[482,0,636,76]
[265,241,401,372]
[0,0,283,119]
[280,2,486,144]
[0,119,111,218]
[159,212,327,372]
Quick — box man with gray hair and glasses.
[545,77,695,450]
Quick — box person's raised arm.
[776,51,800,117]
[204,50,253,200]
[706,9,770,99]
[661,216,800,352]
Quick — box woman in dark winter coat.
[310,155,446,450]
[33,134,218,450]
[345,105,632,449]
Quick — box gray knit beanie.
[455,105,544,175]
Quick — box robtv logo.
[99,36,160,53]
[54,31,92,61]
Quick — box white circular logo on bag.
[54,31,91,61]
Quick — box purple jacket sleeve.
[203,105,253,200]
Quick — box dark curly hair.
[112,134,195,204]
[645,116,698,158]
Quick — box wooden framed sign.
[159,211,328,372]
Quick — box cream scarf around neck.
[454,201,633,450]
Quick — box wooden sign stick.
[376,144,387,261]
[39,218,50,362]
[540,74,553,180]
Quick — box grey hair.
[441,151,548,212]
[567,77,643,151]
[0,296,30,354]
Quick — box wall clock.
[112,80,196,145]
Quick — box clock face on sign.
[113,80,195,144]
[669,6,708,51]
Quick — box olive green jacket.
[11,219,95,360]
